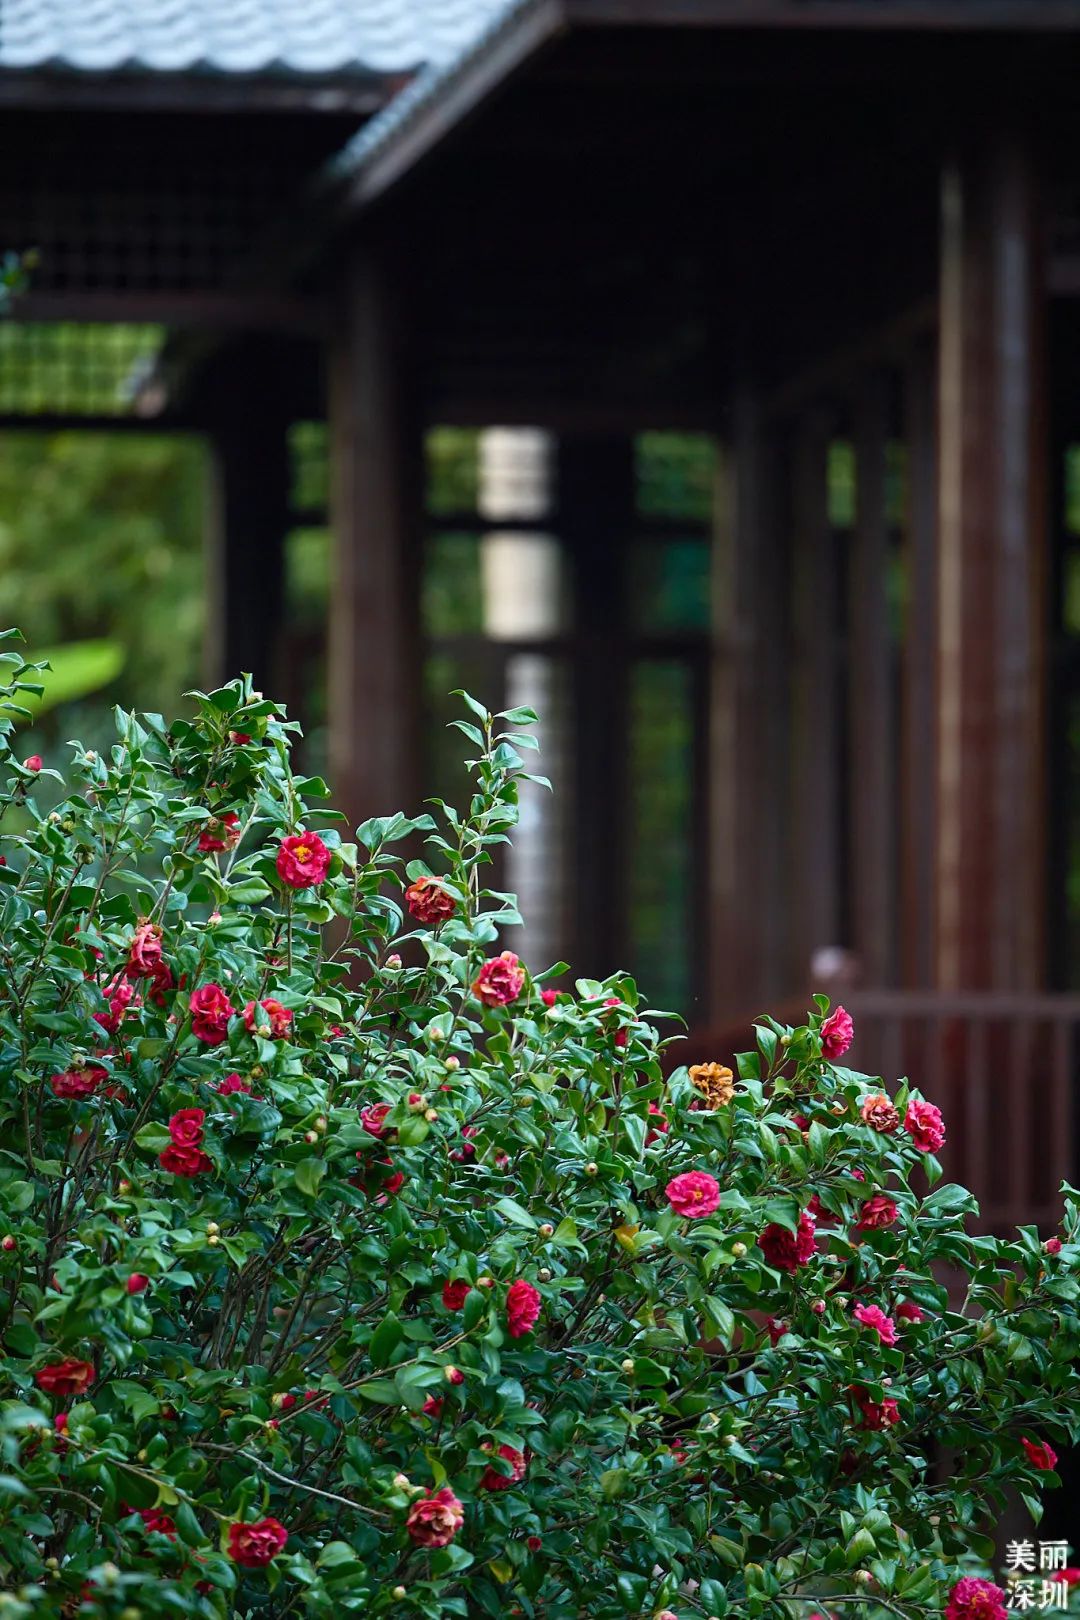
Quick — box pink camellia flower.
[665,1170,721,1220]
[854,1389,901,1430]
[757,1211,817,1274]
[1044,1237,1063,1256]
[229,730,252,746]
[125,921,164,979]
[50,1066,106,1101]
[645,1101,669,1145]
[541,988,558,1007]
[406,1485,465,1548]
[860,1093,900,1133]
[904,1097,946,1154]
[945,1577,1008,1620]
[895,1300,925,1324]
[480,1442,527,1492]
[360,1102,392,1138]
[198,810,241,855]
[442,1280,471,1311]
[54,1412,69,1435]
[604,996,628,1048]
[853,1303,898,1345]
[1021,1436,1058,1471]
[126,1273,149,1295]
[405,876,457,925]
[168,1108,205,1148]
[855,1194,898,1232]
[189,982,234,1046]
[217,1072,252,1097]
[820,1005,854,1060]
[23,754,42,772]
[95,976,138,1035]
[227,1518,288,1568]
[506,1278,542,1338]
[1061,1569,1080,1588]
[473,951,526,1007]
[243,998,292,1040]
[276,830,331,890]
[422,1394,444,1419]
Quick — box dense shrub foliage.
[0,629,1078,1620]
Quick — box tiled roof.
[0,0,511,77]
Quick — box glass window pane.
[422,534,484,636]
[629,538,710,633]
[626,660,696,1013]
[426,427,480,516]
[635,432,716,521]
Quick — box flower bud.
[621,1358,635,1375]
[207,1233,220,1246]
[386,954,402,970]
[538,1222,554,1237]
[1,1236,14,1252]
[429,1026,445,1043]
[444,1056,460,1071]
[444,1365,465,1385]
[45,1558,59,1571]
[117,1181,132,1195]
[811,1299,826,1315]
[584,1161,598,1176]
[722,1433,737,1448]
[856,1570,874,1586]
[537,1267,552,1282]
[315,1116,328,1133]
[425,1108,439,1123]
[136,1448,148,1462]
[731,1241,747,1257]
[393,1473,412,1490]
[408,1092,427,1111]
[206,1222,220,1236]
[477,1275,495,1289]
[392,1588,407,1601]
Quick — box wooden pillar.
[561,435,634,981]
[850,371,897,985]
[935,133,1047,991]
[789,406,841,981]
[710,395,789,1015]
[900,338,938,987]
[204,357,290,693]
[328,242,422,835]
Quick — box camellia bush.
[1,627,1079,1620]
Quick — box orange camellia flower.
[689,1062,735,1109]
[859,1093,900,1133]
[405,875,457,925]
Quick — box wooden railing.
[680,991,1080,1236]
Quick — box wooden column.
[204,355,290,693]
[710,395,789,1015]
[935,133,1047,991]
[328,242,423,835]
[789,406,841,980]
[850,371,897,985]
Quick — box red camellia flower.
[645,1101,669,1145]
[406,1485,465,1548]
[855,1389,901,1430]
[243,998,292,1040]
[1062,1569,1080,1587]
[904,1097,946,1154]
[96,976,138,1035]
[506,1278,542,1338]
[360,1102,392,1138]
[480,1443,527,1491]
[422,1394,444,1419]
[895,1300,925,1324]
[765,1317,789,1346]
[148,960,176,1007]
[227,1518,289,1568]
[527,1535,542,1553]
[442,1279,471,1311]
[276,830,331,890]
[50,1065,106,1100]
[139,1507,176,1539]
[665,1170,721,1220]
[855,1194,898,1232]
[23,754,42,772]
[35,1359,94,1396]
[168,1108,205,1148]
[126,1273,149,1295]
[189,982,234,1046]
[405,875,457,925]
[217,1072,251,1097]
[853,1303,898,1345]
[757,1211,817,1274]
[198,810,241,854]
[604,996,628,1048]
[820,1005,854,1060]
[860,1093,900,1133]
[541,988,558,1007]
[473,950,525,1007]
[159,1143,212,1177]
[1021,1436,1059,1471]
[945,1577,1009,1620]
[125,921,164,979]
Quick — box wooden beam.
[935,133,1048,991]
[566,0,1080,29]
[328,240,423,836]
[13,292,322,335]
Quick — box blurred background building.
[2,0,1079,1232]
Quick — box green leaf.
[134,1122,171,1154]
[494,1196,537,1231]
[293,1158,326,1198]
[369,1312,404,1370]
[630,1357,669,1388]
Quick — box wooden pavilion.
[5,0,1080,1230]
